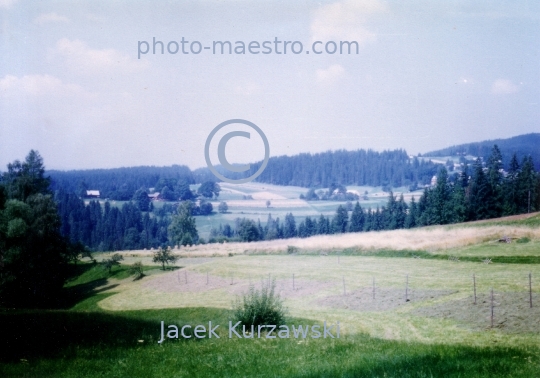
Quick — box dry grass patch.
[117,224,540,258]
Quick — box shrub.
[287,245,299,254]
[232,279,287,327]
[517,237,531,244]
[218,201,228,213]
[128,261,145,280]
[180,233,193,246]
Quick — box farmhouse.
[86,190,100,198]
[148,192,160,201]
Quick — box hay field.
[91,214,540,351]
[99,254,540,348]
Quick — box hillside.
[44,133,539,198]
[423,133,540,170]
[195,149,442,188]
[48,165,194,200]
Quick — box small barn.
[86,190,100,198]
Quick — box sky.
[1,0,539,171]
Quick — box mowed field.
[2,213,540,377]
[102,213,540,348]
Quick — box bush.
[128,261,145,280]
[180,233,194,246]
[218,201,228,213]
[232,279,287,327]
[516,237,531,244]
[286,245,299,254]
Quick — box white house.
[86,190,100,198]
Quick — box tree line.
[424,133,540,172]
[54,180,221,251]
[194,149,441,188]
[49,165,194,200]
[209,146,539,242]
[52,144,540,249]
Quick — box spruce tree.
[503,153,520,215]
[404,197,417,228]
[332,205,349,233]
[486,145,503,217]
[468,158,491,220]
[283,213,297,238]
[518,156,537,213]
[395,193,408,229]
[449,176,467,224]
[349,201,365,232]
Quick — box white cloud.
[311,0,386,44]
[0,0,18,9]
[55,38,148,75]
[34,12,69,25]
[316,64,345,85]
[491,79,519,94]
[0,74,87,97]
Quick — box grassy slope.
[2,303,539,377]
[2,214,540,377]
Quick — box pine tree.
[349,202,365,232]
[404,197,417,228]
[486,145,503,217]
[395,193,408,229]
[518,156,537,213]
[317,214,329,234]
[364,208,373,231]
[503,153,520,215]
[283,213,297,238]
[431,167,452,225]
[0,151,79,306]
[385,191,398,229]
[468,158,491,220]
[332,205,349,233]
[449,176,467,224]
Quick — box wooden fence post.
[405,274,409,302]
[491,288,494,328]
[473,274,477,305]
[530,273,533,308]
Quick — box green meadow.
[2,214,540,377]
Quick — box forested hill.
[424,133,540,171]
[259,149,445,187]
[48,165,193,200]
[195,149,442,188]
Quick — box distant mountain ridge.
[423,133,540,171]
[43,133,539,196]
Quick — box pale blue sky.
[1,0,539,170]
